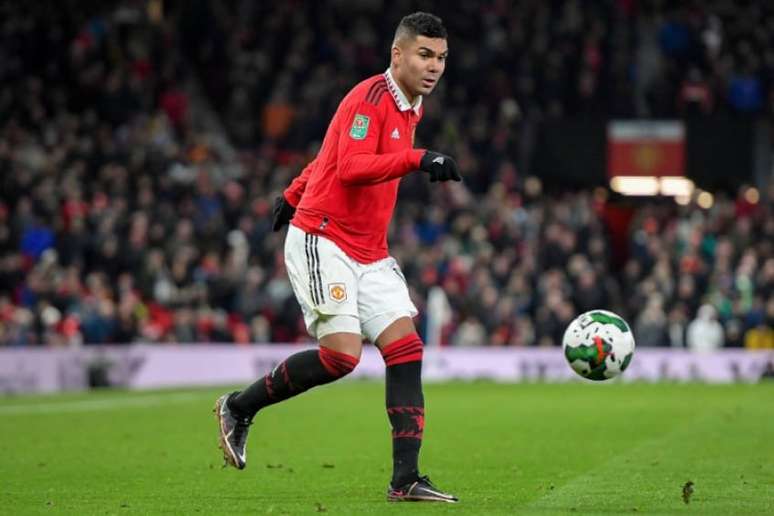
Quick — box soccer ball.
[562,309,635,381]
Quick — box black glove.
[419,151,462,182]
[272,196,296,231]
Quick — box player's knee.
[380,333,423,366]
[319,345,360,378]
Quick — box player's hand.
[272,196,296,231]
[419,151,462,182]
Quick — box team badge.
[350,114,370,140]
[328,283,347,303]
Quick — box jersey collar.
[384,69,422,114]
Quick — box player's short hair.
[393,12,447,45]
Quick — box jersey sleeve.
[283,158,315,207]
[337,101,425,186]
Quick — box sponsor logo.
[391,127,400,139]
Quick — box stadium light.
[610,176,659,196]
[745,187,760,204]
[659,177,694,197]
[675,194,691,205]
[697,191,714,209]
[610,176,697,198]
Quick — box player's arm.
[337,102,425,186]
[273,159,316,232]
[283,158,315,207]
[338,102,461,185]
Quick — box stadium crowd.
[206,0,774,153]
[1,1,773,349]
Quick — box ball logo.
[328,283,347,303]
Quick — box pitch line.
[0,392,205,415]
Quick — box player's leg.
[228,328,361,418]
[360,260,458,502]
[375,317,424,485]
[215,328,361,469]
[215,226,361,469]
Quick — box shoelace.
[417,475,435,487]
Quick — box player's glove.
[272,195,296,232]
[419,151,462,183]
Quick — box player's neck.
[390,68,417,105]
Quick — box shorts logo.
[350,114,370,140]
[328,283,347,303]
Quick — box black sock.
[381,333,424,487]
[228,346,359,419]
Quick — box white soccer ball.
[562,309,636,381]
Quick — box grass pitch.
[1,381,773,515]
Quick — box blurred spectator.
[667,303,689,348]
[635,294,668,347]
[451,315,486,347]
[687,304,725,352]
[678,68,713,115]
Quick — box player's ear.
[390,44,401,67]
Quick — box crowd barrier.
[1,345,772,394]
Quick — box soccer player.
[214,12,460,503]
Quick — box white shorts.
[284,224,418,342]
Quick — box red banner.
[607,121,685,177]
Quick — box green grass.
[1,381,773,515]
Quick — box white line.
[0,392,205,415]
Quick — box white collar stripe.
[384,69,423,114]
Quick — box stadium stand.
[0,0,772,348]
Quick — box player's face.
[393,35,448,100]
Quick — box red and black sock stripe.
[229,346,358,418]
[319,346,360,377]
[381,333,423,367]
[386,406,425,439]
[380,333,425,487]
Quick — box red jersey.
[284,69,425,264]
